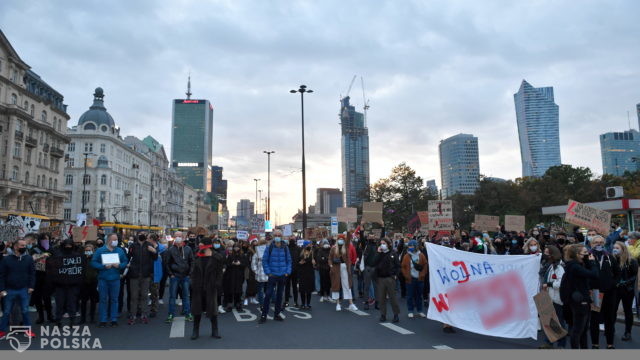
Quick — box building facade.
[63,88,151,225]
[340,96,370,207]
[426,179,438,195]
[315,188,343,215]
[236,199,254,219]
[0,30,70,219]
[600,130,640,176]
[210,165,227,209]
[439,133,480,198]
[514,80,561,177]
[170,95,214,192]
[182,184,198,228]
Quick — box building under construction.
[340,93,370,208]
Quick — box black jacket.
[128,241,159,279]
[46,249,86,286]
[0,253,36,290]
[373,251,400,278]
[288,243,300,272]
[617,258,638,292]
[314,247,331,271]
[190,253,224,316]
[165,245,194,278]
[565,260,599,304]
[590,251,620,292]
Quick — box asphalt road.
[1,291,639,350]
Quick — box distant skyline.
[2,1,639,222]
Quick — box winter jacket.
[373,250,400,278]
[314,247,331,271]
[262,244,292,277]
[616,258,638,292]
[190,253,224,316]
[605,228,622,253]
[127,241,159,279]
[362,241,378,267]
[590,250,620,292]
[564,260,599,304]
[251,245,268,282]
[401,250,427,282]
[0,253,36,291]
[153,243,167,283]
[629,241,640,261]
[288,243,300,272]
[165,245,194,278]
[544,262,565,305]
[91,246,129,281]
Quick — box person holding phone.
[91,234,128,328]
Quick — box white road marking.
[350,309,370,316]
[232,308,257,322]
[433,345,453,350]
[380,323,414,335]
[169,316,185,338]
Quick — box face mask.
[533,231,539,236]
[110,240,118,248]
[26,244,33,250]
[511,240,518,245]
[380,244,389,252]
[582,254,589,262]
[17,247,27,254]
[529,246,538,252]
[593,245,604,252]
[274,237,282,243]
[624,236,629,240]
[323,244,330,249]
[213,243,221,249]
[612,248,621,256]
[175,237,183,243]
[40,240,50,250]
[586,236,593,242]
[337,239,344,245]
[482,233,488,238]
[85,251,94,256]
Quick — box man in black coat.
[127,233,158,324]
[47,238,86,326]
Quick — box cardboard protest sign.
[71,226,98,243]
[372,229,382,238]
[361,202,383,224]
[417,211,430,232]
[426,243,540,339]
[474,215,499,231]
[337,207,358,223]
[505,215,526,232]
[565,200,611,235]
[428,200,454,231]
[283,224,293,237]
[534,291,568,343]
[314,228,329,240]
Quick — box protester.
[259,232,291,323]
[225,244,248,311]
[190,238,224,340]
[251,239,269,311]
[148,234,165,318]
[79,243,99,324]
[91,234,129,328]
[373,238,400,323]
[315,239,332,303]
[612,241,637,341]
[284,236,300,308]
[0,239,37,339]
[31,233,54,324]
[360,230,379,310]
[588,235,619,349]
[126,233,158,325]
[165,231,194,323]
[243,240,259,306]
[47,238,86,326]
[213,238,227,314]
[297,243,316,309]
[539,245,566,349]
[401,239,427,318]
[329,235,358,312]
[523,237,541,255]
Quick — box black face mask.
[63,246,73,253]
[17,247,27,254]
[583,254,590,262]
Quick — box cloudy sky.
[2,0,639,224]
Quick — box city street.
[1,293,638,350]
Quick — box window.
[68,142,75,152]
[48,178,52,189]
[11,93,17,105]
[54,179,57,190]
[83,174,91,185]
[101,125,108,132]
[64,209,71,220]
[16,120,23,132]
[42,175,46,188]
[82,191,90,204]
[30,104,34,116]
[36,175,40,186]
[100,143,106,153]
[101,174,107,185]
[13,142,21,158]
[67,157,74,167]
[65,174,73,185]
[24,101,28,110]
[84,142,93,152]
[53,118,57,130]
[26,148,32,164]
[12,166,19,181]
[24,171,29,185]
[84,123,96,131]
[41,110,47,122]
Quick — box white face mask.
[323,244,330,249]
[110,240,118,248]
[530,245,538,252]
[380,244,389,252]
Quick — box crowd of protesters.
[0,221,638,349]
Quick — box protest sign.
[71,226,98,243]
[505,215,526,232]
[337,207,358,223]
[7,214,42,238]
[101,253,120,265]
[283,224,293,237]
[534,291,568,343]
[428,200,454,231]
[236,230,249,241]
[314,228,329,240]
[372,229,382,238]
[47,254,86,284]
[361,202,383,224]
[426,243,540,339]
[474,215,499,231]
[417,211,430,232]
[250,214,265,235]
[565,200,611,235]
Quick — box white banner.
[236,230,249,241]
[426,243,540,340]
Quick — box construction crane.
[361,76,370,127]
[343,75,356,99]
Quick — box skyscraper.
[600,130,640,176]
[236,199,254,219]
[426,180,438,194]
[439,133,480,198]
[514,80,561,177]
[170,77,214,191]
[340,96,370,207]
[637,103,640,131]
[315,188,343,215]
[210,165,227,207]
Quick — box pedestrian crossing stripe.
[433,345,453,350]
[380,323,414,335]
[169,317,185,338]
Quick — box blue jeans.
[406,278,424,313]
[98,279,120,323]
[0,288,31,332]
[262,275,286,318]
[168,276,191,316]
[257,282,268,305]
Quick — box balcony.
[14,130,24,140]
[50,147,64,158]
[25,136,37,148]
[42,143,49,153]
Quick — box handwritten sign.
[71,226,98,243]
[474,215,499,232]
[337,207,358,223]
[428,200,454,231]
[504,215,526,232]
[361,202,383,224]
[565,200,611,235]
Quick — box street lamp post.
[290,85,313,235]
[253,178,260,215]
[81,152,93,215]
[263,151,275,221]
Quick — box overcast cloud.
[2,0,639,223]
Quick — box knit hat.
[408,239,418,247]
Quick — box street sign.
[331,216,338,235]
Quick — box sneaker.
[24,330,36,338]
[274,314,284,321]
[417,312,426,318]
[319,297,325,303]
[140,316,149,324]
[110,321,119,327]
[28,306,37,313]
[147,300,152,306]
[251,298,259,304]
[379,315,386,322]
[218,305,226,314]
[243,299,248,306]
[185,314,194,322]
[165,315,174,323]
[127,317,136,325]
[348,304,358,311]
[159,299,164,305]
[176,299,183,306]
[336,303,342,311]
[408,313,414,318]
[0,331,7,340]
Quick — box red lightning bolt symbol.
[82,226,89,240]
[567,201,577,216]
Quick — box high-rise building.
[0,30,69,219]
[637,103,640,131]
[514,80,561,177]
[600,130,640,176]
[315,188,343,215]
[340,96,370,207]
[439,133,480,198]
[171,77,214,191]
[426,180,438,195]
[236,199,254,219]
[210,165,227,207]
